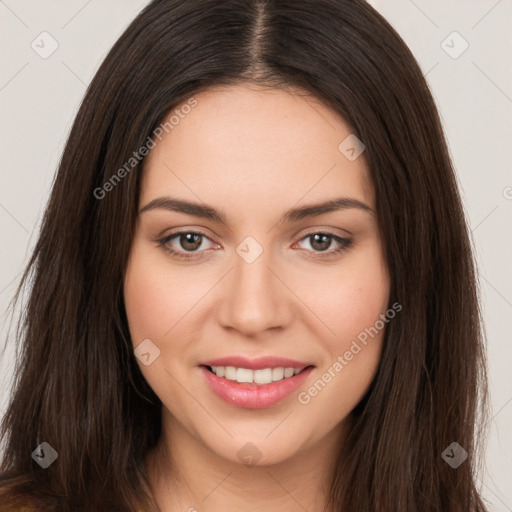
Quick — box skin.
[123,84,390,512]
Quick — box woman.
[0,0,488,510]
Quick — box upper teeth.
[210,366,304,385]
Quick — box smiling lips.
[199,356,314,409]
[208,365,304,385]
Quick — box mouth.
[199,359,315,409]
[202,364,312,385]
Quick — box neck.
[145,410,349,512]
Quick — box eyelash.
[156,230,353,261]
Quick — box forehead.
[141,84,374,221]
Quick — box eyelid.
[294,224,353,239]
[157,225,350,244]
[156,227,352,261]
[156,229,219,251]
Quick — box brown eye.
[296,232,352,257]
[157,231,218,261]
[309,233,333,251]
[177,233,203,251]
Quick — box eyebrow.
[139,195,374,224]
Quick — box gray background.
[1,0,511,509]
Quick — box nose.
[217,246,294,337]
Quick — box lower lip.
[200,366,314,409]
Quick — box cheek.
[303,242,390,406]
[313,242,390,345]
[123,245,203,408]
[123,244,204,343]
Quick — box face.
[124,84,390,467]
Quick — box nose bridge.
[218,236,292,335]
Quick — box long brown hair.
[0,0,488,510]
